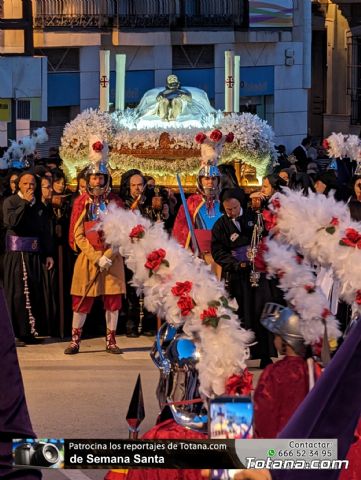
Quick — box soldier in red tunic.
[172,129,234,253]
[64,137,126,355]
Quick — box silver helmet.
[196,165,221,198]
[260,303,306,356]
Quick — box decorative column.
[233,55,240,113]
[115,53,126,111]
[224,50,234,113]
[99,50,110,112]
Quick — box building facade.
[311,0,361,138]
[1,0,312,153]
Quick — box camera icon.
[14,441,60,467]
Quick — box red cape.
[68,192,123,251]
[254,356,321,439]
[172,194,203,248]
[105,419,206,480]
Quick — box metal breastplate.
[86,196,108,221]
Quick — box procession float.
[59,74,277,190]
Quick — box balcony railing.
[34,14,112,29]
[33,0,248,30]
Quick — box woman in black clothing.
[248,175,288,367]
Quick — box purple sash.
[231,245,249,263]
[6,235,41,253]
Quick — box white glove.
[98,255,112,272]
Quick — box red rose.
[271,198,281,210]
[129,224,145,239]
[340,238,357,248]
[225,132,234,143]
[171,281,193,297]
[345,228,361,243]
[177,295,195,316]
[330,217,339,226]
[145,248,167,272]
[295,254,303,265]
[304,284,315,293]
[92,141,104,152]
[340,228,361,248]
[195,132,207,144]
[356,290,361,305]
[225,369,253,396]
[209,129,223,143]
[200,307,218,321]
[262,209,277,231]
[322,139,330,150]
[321,308,331,319]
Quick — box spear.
[176,174,199,257]
[126,374,145,439]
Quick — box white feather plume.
[269,189,361,317]
[100,204,254,398]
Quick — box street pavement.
[16,335,263,479]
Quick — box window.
[347,35,361,125]
[34,48,80,72]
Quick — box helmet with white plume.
[195,129,234,198]
[0,127,48,170]
[85,135,111,197]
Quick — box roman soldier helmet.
[85,135,111,197]
[260,303,306,356]
[194,129,234,197]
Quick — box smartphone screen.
[209,396,253,439]
[209,396,253,480]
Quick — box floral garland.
[60,108,275,181]
[323,132,361,162]
[263,239,340,344]
[260,188,361,345]
[108,153,201,177]
[100,209,254,398]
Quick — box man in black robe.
[3,172,54,345]
[211,188,254,327]
[211,188,277,368]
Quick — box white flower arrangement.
[100,206,254,398]
[60,108,116,179]
[60,108,275,181]
[220,113,276,177]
